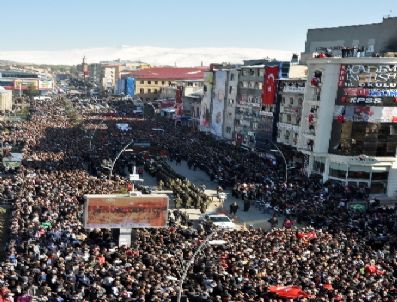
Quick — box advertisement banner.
[84,194,168,228]
[211,71,226,136]
[38,80,54,90]
[14,79,39,91]
[126,77,135,96]
[334,105,397,123]
[200,72,213,128]
[336,64,397,106]
[262,66,279,105]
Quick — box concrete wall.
[223,69,238,140]
[313,63,339,153]
[302,17,397,63]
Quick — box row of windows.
[240,69,265,77]
[139,80,171,85]
[139,88,159,94]
[281,96,303,106]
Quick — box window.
[226,127,231,133]
[148,81,151,84]
[229,99,234,105]
[289,97,294,105]
[155,81,158,84]
[230,73,235,81]
[162,81,165,85]
[154,89,158,93]
[140,80,144,84]
[148,89,151,93]
[229,86,233,93]
[140,88,144,94]
[372,172,388,180]
[259,69,265,77]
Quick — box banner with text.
[84,194,168,228]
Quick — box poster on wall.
[211,71,226,136]
[200,72,213,129]
[262,66,279,105]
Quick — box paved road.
[167,160,281,230]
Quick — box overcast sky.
[1,0,396,52]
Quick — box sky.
[1,0,396,53]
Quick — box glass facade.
[329,121,397,156]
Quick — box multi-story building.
[89,63,102,84]
[236,60,292,150]
[223,69,239,140]
[235,65,264,148]
[199,65,240,138]
[125,67,207,101]
[277,79,306,148]
[101,66,117,92]
[298,56,397,197]
[0,87,12,111]
[0,70,54,95]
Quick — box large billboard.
[200,72,213,129]
[211,70,226,136]
[336,64,397,106]
[262,66,279,105]
[84,194,168,228]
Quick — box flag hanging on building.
[262,66,279,105]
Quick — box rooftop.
[124,67,208,80]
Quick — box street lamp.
[270,144,288,184]
[86,117,107,151]
[176,231,217,302]
[108,139,134,179]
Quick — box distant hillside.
[0,46,295,66]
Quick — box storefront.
[322,155,392,194]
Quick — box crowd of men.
[0,97,395,301]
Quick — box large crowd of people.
[0,97,395,301]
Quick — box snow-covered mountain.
[0,46,295,66]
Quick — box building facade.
[298,57,397,197]
[0,87,12,111]
[301,17,397,64]
[276,79,305,148]
[125,67,206,102]
[235,65,264,148]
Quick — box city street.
[162,160,280,229]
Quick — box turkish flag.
[262,66,279,105]
[268,286,309,299]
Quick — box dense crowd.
[0,98,395,301]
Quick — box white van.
[33,96,51,101]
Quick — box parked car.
[199,214,237,230]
